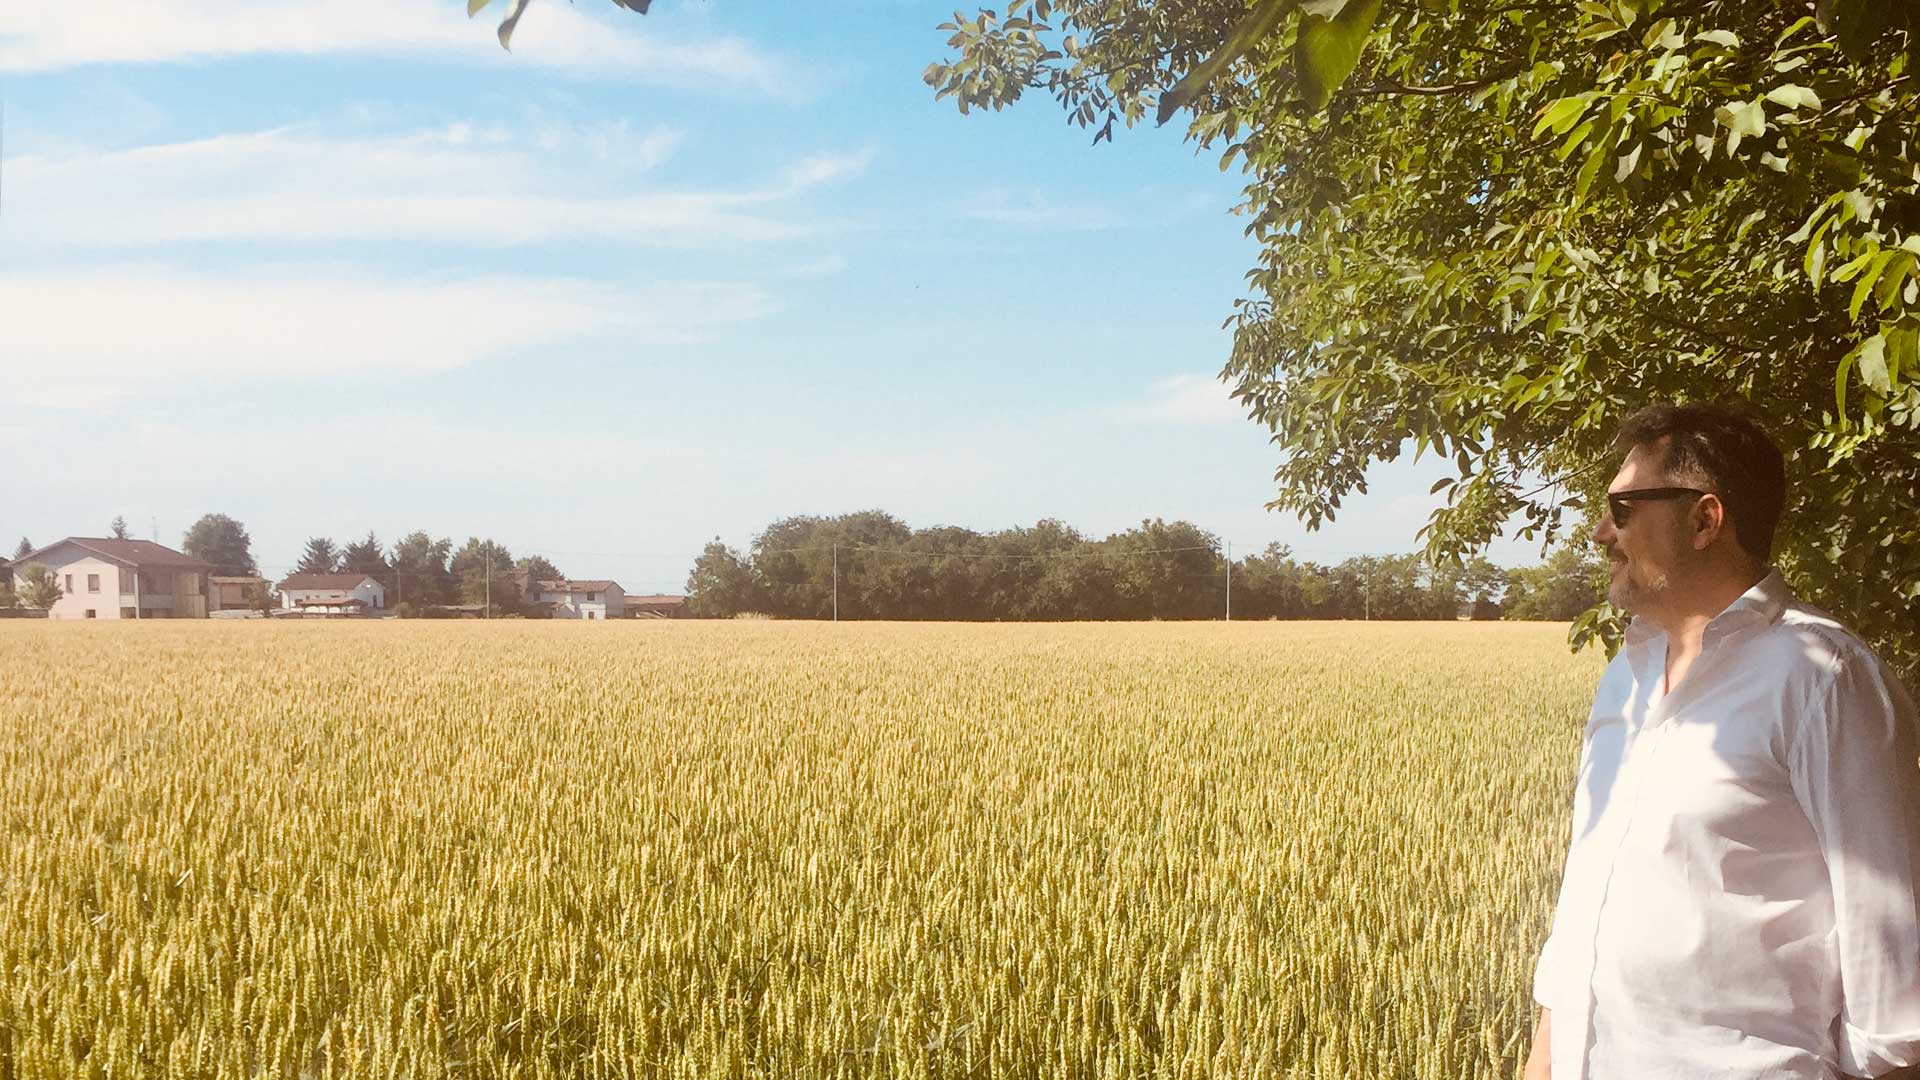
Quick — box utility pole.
[1225,541,1232,622]
[832,544,838,622]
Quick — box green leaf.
[1764,84,1822,111]
[1850,251,1891,320]
[1157,0,1299,126]
[1573,126,1612,203]
[1295,0,1383,112]
[1532,95,1592,139]
[1855,332,1890,393]
[1884,318,1918,388]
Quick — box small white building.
[278,572,386,612]
[7,537,212,620]
[531,579,624,620]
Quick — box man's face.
[1590,442,1702,616]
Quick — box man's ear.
[1693,494,1727,551]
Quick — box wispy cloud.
[1106,373,1252,425]
[0,268,774,409]
[960,187,1124,231]
[0,0,793,95]
[3,124,867,249]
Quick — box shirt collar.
[1620,567,1791,646]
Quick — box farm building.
[278,572,386,612]
[6,537,212,619]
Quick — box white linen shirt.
[1533,569,1920,1079]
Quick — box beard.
[1606,551,1670,613]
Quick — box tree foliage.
[295,537,341,576]
[340,532,393,599]
[391,532,455,608]
[514,555,566,587]
[16,563,61,610]
[929,0,1920,675]
[1504,543,1607,621]
[686,511,1510,621]
[109,516,130,541]
[451,538,520,613]
[182,514,257,577]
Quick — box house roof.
[278,572,379,591]
[627,594,687,605]
[535,579,619,593]
[7,536,210,570]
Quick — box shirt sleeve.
[1532,922,1572,1011]
[1788,647,1920,1077]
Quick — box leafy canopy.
[928,0,1920,674]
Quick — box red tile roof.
[534,579,619,593]
[278,573,380,591]
[7,537,210,569]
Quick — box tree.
[515,555,565,587]
[469,0,650,51]
[684,540,758,617]
[17,563,61,610]
[1506,544,1608,622]
[110,516,130,540]
[391,532,454,608]
[340,532,391,598]
[13,538,31,561]
[930,2,1920,676]
[451,538,519,613]
[0,574,15,609]
[295,537,340,575]
[182,514,257,577]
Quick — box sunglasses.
[1605,486,1711,526]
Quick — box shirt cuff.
[1838,1018,1920,1076]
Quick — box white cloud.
[0,0,791,95]
[3,124,863,249]
[961,188,1122,231]
[0,268,774,408]
[1108,373,1252,425]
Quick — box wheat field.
[0,620,1599,1079]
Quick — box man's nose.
[1592,516,1617,547]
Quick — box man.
[1523,403,1920,1079]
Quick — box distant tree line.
[685,511,1603,622]
[3,512,1603,621]
[285,532,566,617]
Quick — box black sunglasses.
[1605,486,1711,526]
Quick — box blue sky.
[1,1,1541,590]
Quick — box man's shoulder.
[1755,600,1880,682]
[1751,601,1914,728]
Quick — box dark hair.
[1614,402,1786,560]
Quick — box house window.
[65,574,74,592]
[588,593,598,602]
[121,607,136,619]
[87,573,101,593]
[84,609,96,619]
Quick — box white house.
[531,579,624,620]
[6,537,212,619]
[278,572,386,612]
